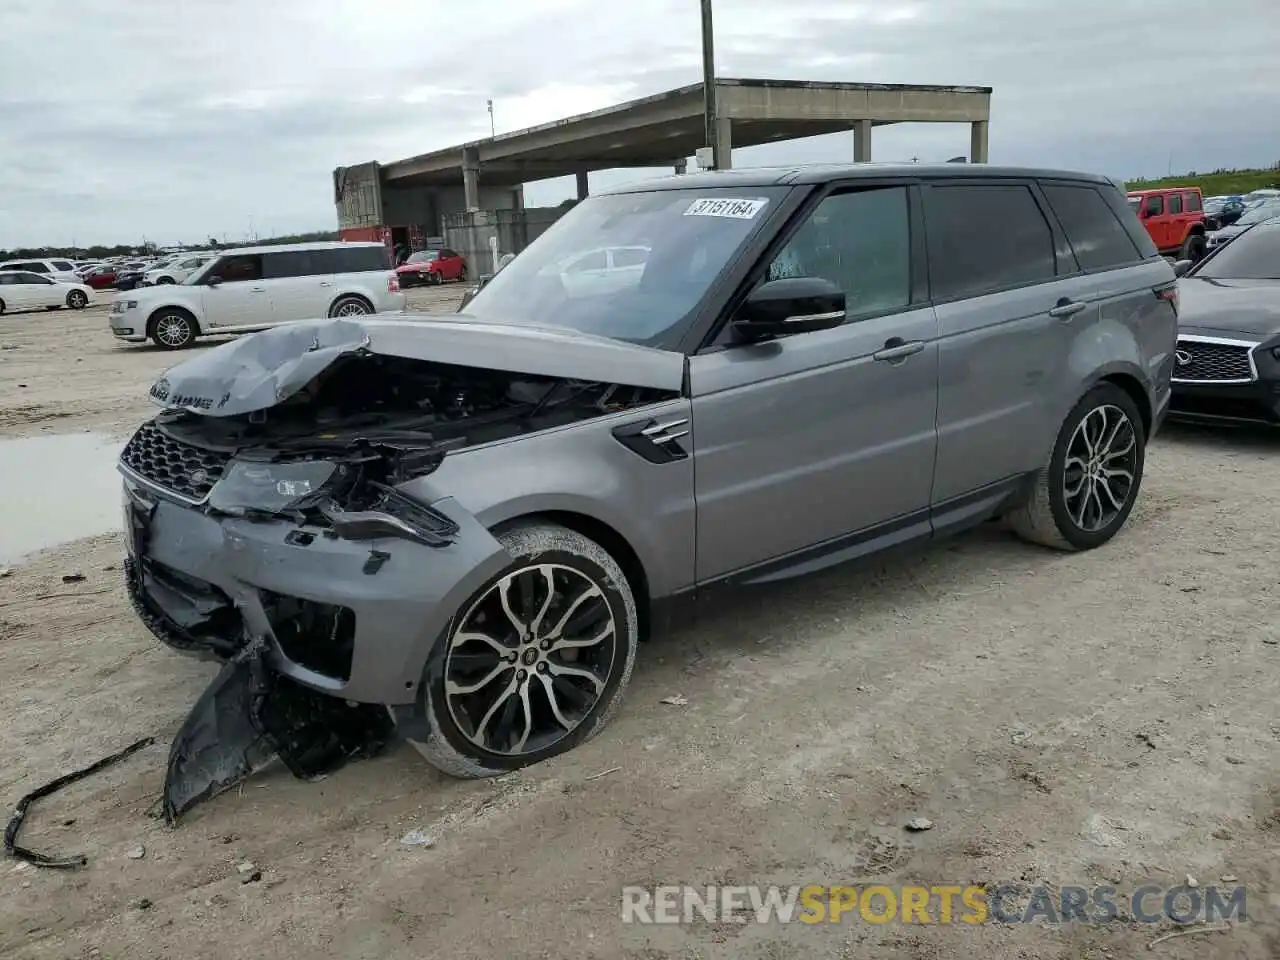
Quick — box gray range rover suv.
[118,165,1177,820]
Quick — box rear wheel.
[457,265,467,282]
[1009,383,1146,551]
[405,522,639,778]
[328,295,373,317]
[156,276,176,284]
[0,298,5,314]
[149,309,197,349]
[1181,232,1207,262]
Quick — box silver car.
[118,164,1177,821]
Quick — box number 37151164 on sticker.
[683,197,769,219]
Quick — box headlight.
[208,460,349,515]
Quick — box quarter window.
[1185,192,1201,212]
[924,184,1056,300]
[766,186,911,319]
[1041,183,1142,271]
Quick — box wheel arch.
[491,510,654,642]
[1095,370,1152,439]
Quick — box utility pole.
[700,0,718,169]
[487,99,495,138]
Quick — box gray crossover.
[117,165,1177,819]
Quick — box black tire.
[457,265,467,282]
[1181,232,1206,262]
[328,295,373,318]
[405,522,639,778]
[156,276,176,284]
[66,289,88,309]
[0,298,5,314]
[148,308,198,349]
[1009,383,1146,551]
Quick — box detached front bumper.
[121,473,510,705]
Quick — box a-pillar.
[462,146,480,211]
[575,171,590,200]
[853,119,872,162]
[970,121,989,164]
[714,118,732,170]
[673,158,688,175]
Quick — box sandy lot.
[1,298,1278,960]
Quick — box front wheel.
[149,309,197,349]
[405,522,639,778]
[1009,383,1146,551]
[66,289,88,309]
[156,276,176,284]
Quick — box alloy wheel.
[155,314,191,347]
[443,563,617,756]
[1062,403,1137,533]
[335,300,369,316]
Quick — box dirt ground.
[1,297,1278,960]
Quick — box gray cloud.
[1,0,1277,247]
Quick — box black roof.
[604,163,1119,194]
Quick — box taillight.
[388,273,400,293]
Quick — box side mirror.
[205,275,222,287]
[731,277,846,342]
[1173,259,1193,278]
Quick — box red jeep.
[1126,187,1207,261]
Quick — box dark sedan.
[1170,218,1280,424]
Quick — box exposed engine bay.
[121,348,678,824]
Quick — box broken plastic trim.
[162,639,395,825]
[5,737,156,868]
[320,483,460,548]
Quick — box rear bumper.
[121,473,509,705]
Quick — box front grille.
[120,421,231,502]
[1173,339,1255,383]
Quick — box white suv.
[108,241,406,349]
[142,253,216,286]
[0,258,82,283]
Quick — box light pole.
[700,0,718,170]
[487,99,495,138]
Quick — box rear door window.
[1040,183,1142,272]
[924,183,1056,300]
[263,251,317,279]
[1168,194,1183,215]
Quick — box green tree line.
[1125,164,1280,196]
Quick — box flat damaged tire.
[1009,383,1146,552]
[406,522,639,778]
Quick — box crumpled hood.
[148,314,686,417]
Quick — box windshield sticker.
[683,197,769,220]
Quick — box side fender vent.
[612,418,689,464]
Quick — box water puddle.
[0,433,125,564]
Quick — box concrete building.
[334,77,992,270]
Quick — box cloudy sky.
[1,0,1276,248]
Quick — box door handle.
[1049,299,1087,319]
[318,281,333,287]
[250,286,267,293]
[873,338,925,362]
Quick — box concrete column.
[575,171,590,200]
[853,120,872,163]
[714,118,732,170]
[970,121,989,164]
[462,146,480,211]
[673,158,688,176]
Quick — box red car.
[395,248,467,286]
[84,265,120,289]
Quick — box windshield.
[463,186,789,348]
[1194,222,1280,279]
[406,250,439,263]
[1236,201,1280,225]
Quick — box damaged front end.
[119,318,681,822]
